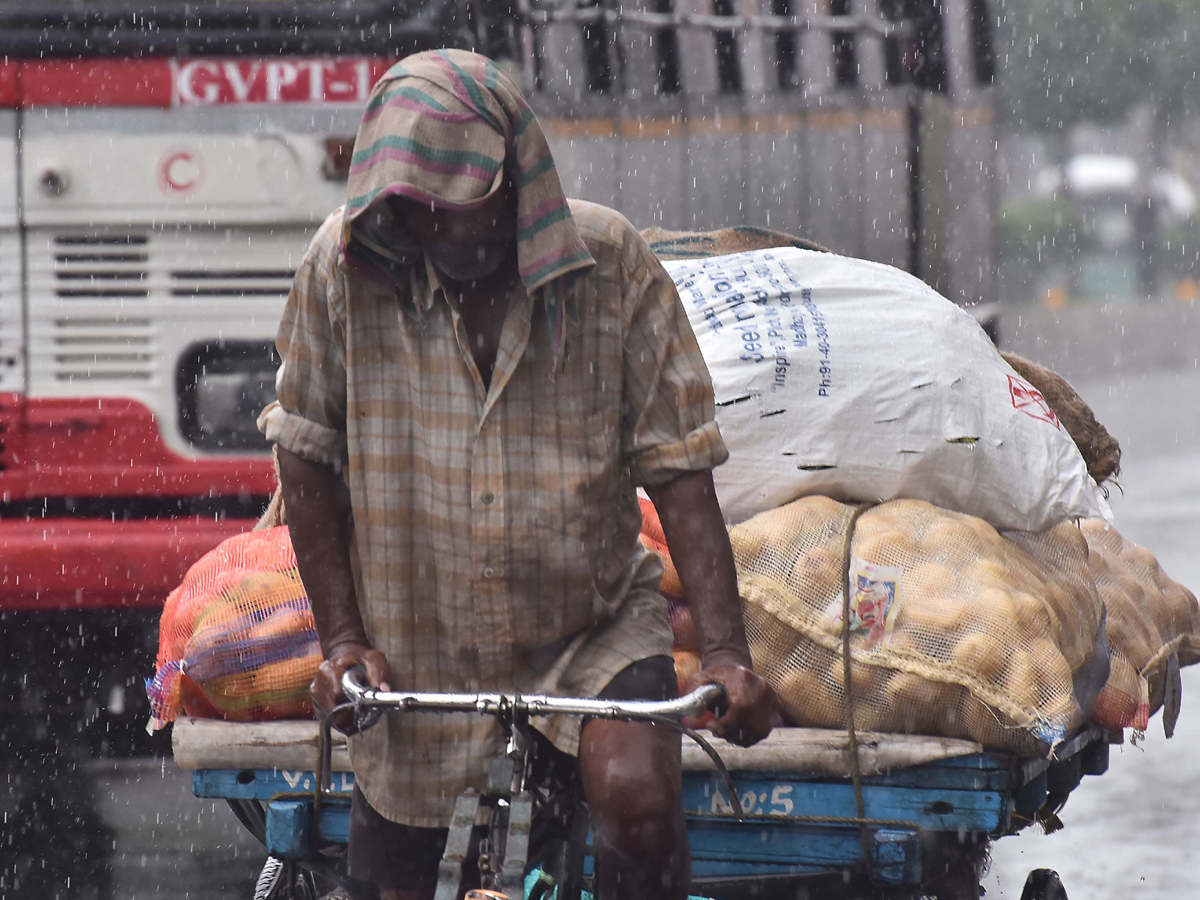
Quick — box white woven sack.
[663,248,1107,531]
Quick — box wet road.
[22,344,1200,900]
[986,366,1200,898]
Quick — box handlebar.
[340,666,728,723]
[329,666,744,820]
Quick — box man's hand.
[683,661,779,747]
[311,642,393,731]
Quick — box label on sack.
[827,557,903,648]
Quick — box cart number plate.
[708,783,795,817]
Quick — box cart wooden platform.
[175,719,1112,898]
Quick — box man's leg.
[579,718,690,900]
[346,785,449,900]
[576,654,691,900]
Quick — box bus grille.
[26,226,298,393]
[170,269,293,299]
[48,317,154,383]
[0,229,21,394]
[53,234,150,300]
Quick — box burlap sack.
[1081,519,1200,724]
[641,225,830,261]
[1000,353,1122,485]
[255,446,286,530]
[732,497,1110,755]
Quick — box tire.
[1020,869,1068,900]
[921,832,988,900]
[253,857,319,900]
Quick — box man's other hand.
[311,642,393,727]
[682,661,779,747]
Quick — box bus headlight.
[177,341,279,452]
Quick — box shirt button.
[481,491,495,505]
[483,566,497,579]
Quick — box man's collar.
[420,252,530,314]
[419,253,443,313]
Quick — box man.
[259,49,777,900]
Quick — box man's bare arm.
[277,447,391,712]
[646,469,777,746]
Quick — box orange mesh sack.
[732,497,1110,755]
[147,526,320,729]
[639,497,701,669]
[1080,519,1200,728]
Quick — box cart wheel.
[1020,869,1068,900]
[253,857,319,900]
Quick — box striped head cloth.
[342,49,596,364]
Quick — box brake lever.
[341,665,382,732]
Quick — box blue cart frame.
[190,724,1111,899]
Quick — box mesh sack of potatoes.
[1079,519,1200,728]
[731,497,1110,754]
[637,496,705,691]
[147,526,321,729]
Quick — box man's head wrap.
[342,49,595,364]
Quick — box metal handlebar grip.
[698,682,730,719]
[342,664,371,702]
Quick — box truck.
[0,0,997,754]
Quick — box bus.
[0,0,996,752]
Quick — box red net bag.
[146,526,321,729]
[639,497,702,692]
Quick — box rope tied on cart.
[840,502,899,862]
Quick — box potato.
[884,672,961,734]
[850,510,895,540]
[788,544,844,605]
[854,531,919,567]
[234,570,305,604]
[961,558,1019,592]
[961,694,1012,747]
[249,606,316,641]
[950,632,1008,682]
[1040,691,1080,725]
[907,563,959,602]
[919,517,988,558]
[1166,583,1200,634]
[1103,595,1155,653]
[971,587,1021,636]
[798,494,852,524]
[1042,582,1082,636]
[884,625,950,663]
[1048,522,1090,559]
[1001,649,1041,710]
[825,655,885,700]
[1028,639,1074,695]
[960,514,1004,549]
[252,655,321,696]
[776,665,842,727]
[1121,544,1161,580]
[192,596,245,631]
[862,501,918,528]
[895,598,970,634]
[1010,590,1054,634]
